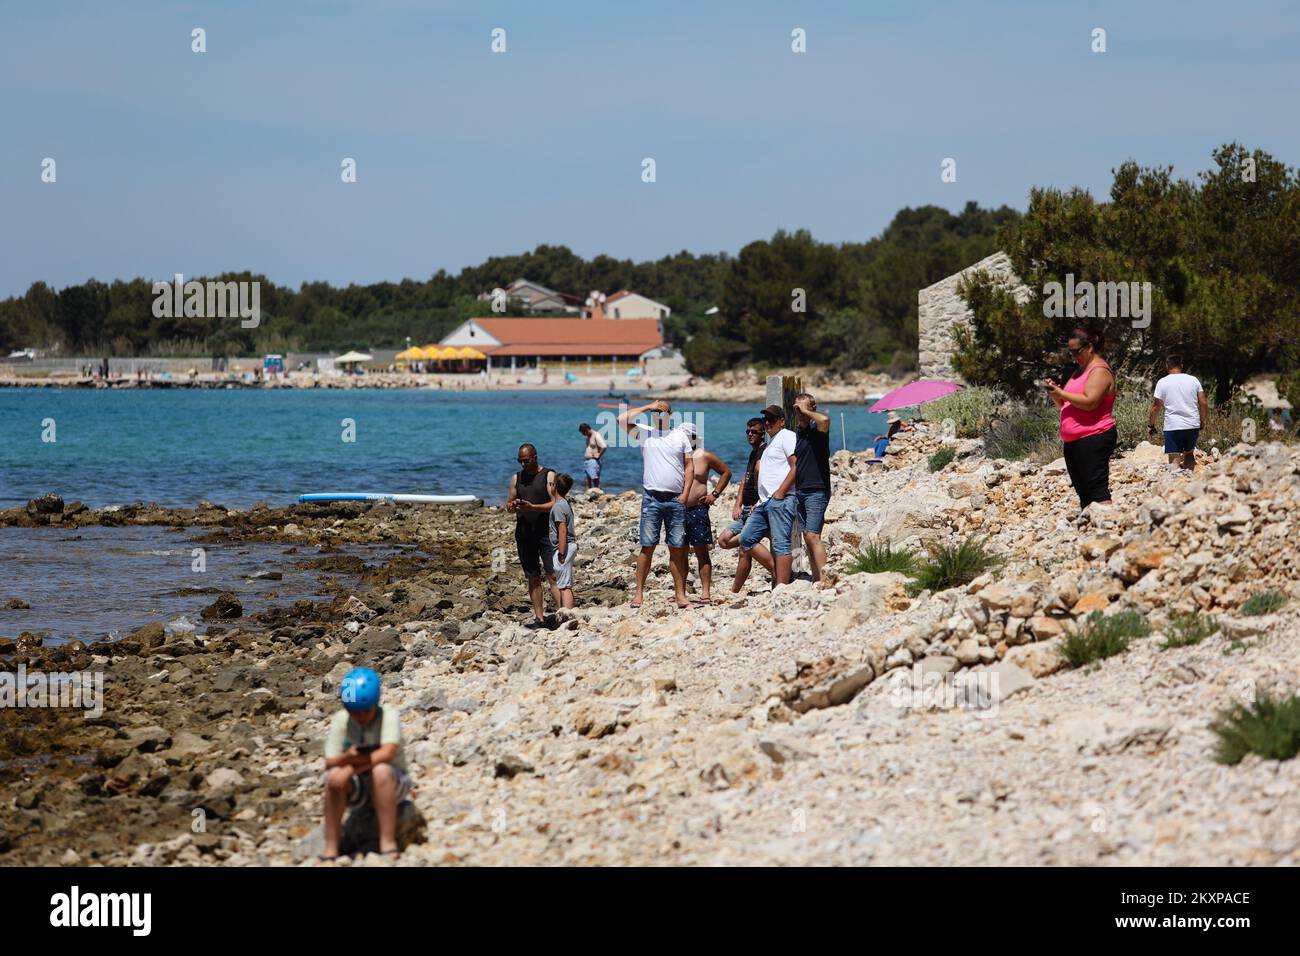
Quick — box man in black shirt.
[506,443,561,627]
[719,417,774,591]
[793,393,832,581]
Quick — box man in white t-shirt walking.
[738,404,798,587]
[618,399,694,609]
[1149,354,1209,471]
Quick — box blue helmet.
[340,667,381,712]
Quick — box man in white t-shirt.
[738,404,798,587]
[1149,355,1209,471]
[618,399,694,609]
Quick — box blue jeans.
[640,491,686,548]
[726,504,754,538]
[740,496,797,557]
[796,489,829,535]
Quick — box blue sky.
[1,0,1297,297]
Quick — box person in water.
[578,422,607,489]
[506,443,562,627]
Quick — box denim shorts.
[1164,428,1199,454]
[739,496,797,557]
[639,491,686,548]
[685,504,713,547]
[726,504,754,538]
[583,459,601,481]
[796,489,829,535]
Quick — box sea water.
[0,388,886,508]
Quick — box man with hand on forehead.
[617,399,694,609]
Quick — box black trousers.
[1062,426,1117,508]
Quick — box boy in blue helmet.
[321,667,410,860]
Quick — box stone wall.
[917,251,1027,382]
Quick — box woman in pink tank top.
[1044,328,1118,509]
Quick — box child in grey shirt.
[549,473,578,607]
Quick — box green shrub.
[907,535,1002,594]
[1161,611,1219,649]
[1112,377,1153,452]
[925,387,1003,439]
[1060,610,1151,667]
[1211,691,1300,764]
[981,398,1060,461]
[1240,591,1288,616]
[846,539,917,576]
[928,446,957,472]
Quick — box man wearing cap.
[617,399,694,608]
[679,421,731,603]
[739,404,798,587]
[721,417,775,591]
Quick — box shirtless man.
[678,422,731,603]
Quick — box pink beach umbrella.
[868,379,962,413]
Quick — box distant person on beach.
[1149,355,1208,471]
[322,667,410,861]
[739,405,798,587]
[793,393,831,582]
[578,422,607,489]
[720,417,775,591]
[549,473,578,609]
[506,443,562,627]
[1044,327,1117,510]
[617,399,694,609]
[679,421,731,604]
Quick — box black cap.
[760,404,785,421]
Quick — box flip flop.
[317,853,339,863]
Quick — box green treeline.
[954,144,1300,407]
[0,202,1015,374]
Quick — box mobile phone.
[355,743,379,755]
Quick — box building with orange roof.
[439,315,667,372]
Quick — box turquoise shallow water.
[0,388,886,508]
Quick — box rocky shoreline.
[1,432,1298,865]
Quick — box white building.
[594,290,672,320]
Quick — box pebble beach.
[2,427,1297,866]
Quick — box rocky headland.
[1,430,1298,866]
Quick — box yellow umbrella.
[457,346,486,360]
[395,347,422,360]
